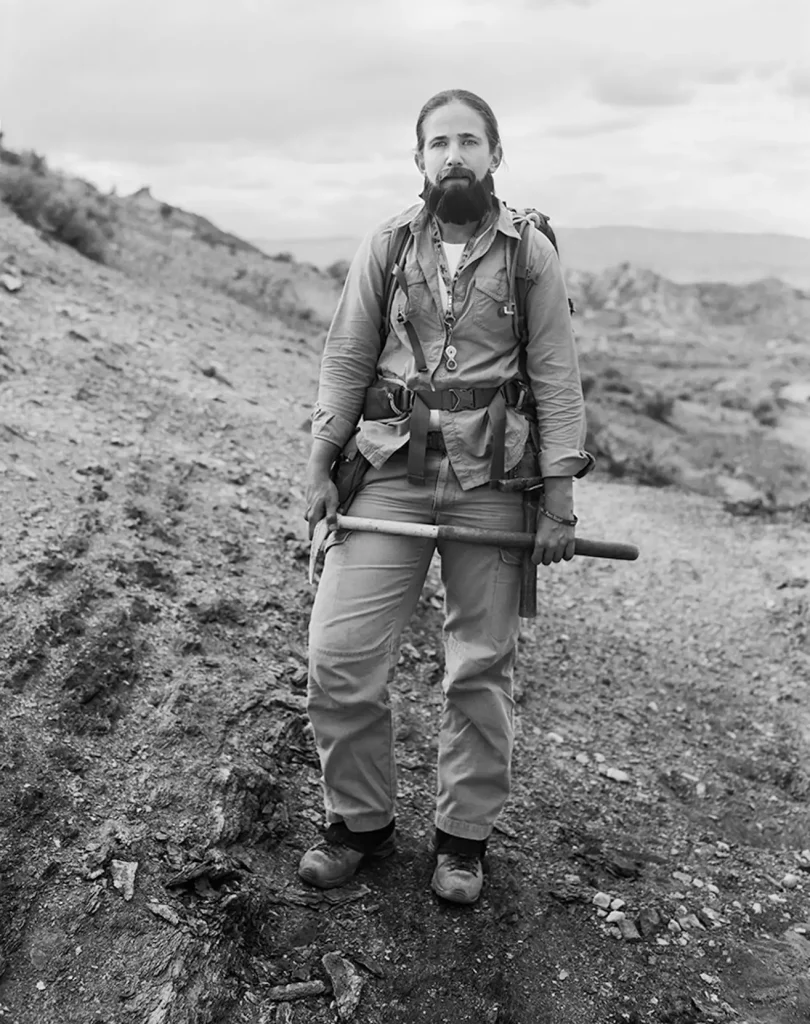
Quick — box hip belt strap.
[364,383,529,486]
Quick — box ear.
[413,149,425,175]
[490,143,503,173]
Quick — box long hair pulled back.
[415,89,502,154]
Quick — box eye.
[463,138,479,146]
[431,139,447,147]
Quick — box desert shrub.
[271,251,294,263]
[18,149,48,175]
[326,259,351,285]
[642,389,675,424]
[752,398,779,427]
[634,447,679,487]
[159,202,173,219]
[0,166,111,262]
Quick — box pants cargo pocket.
[489,546,523,642]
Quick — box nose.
[445,141,464,165]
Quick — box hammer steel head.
[308,518,329,585]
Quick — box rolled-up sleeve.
[311,229,389,450]
[524,237,595,479]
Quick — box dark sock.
[435,828,487,859]
[326,819,395,854]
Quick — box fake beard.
[421,169,497,225]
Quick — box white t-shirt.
[437,241,465,312]
[432,241,466,428]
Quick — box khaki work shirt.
[312,201,595,490]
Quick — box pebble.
[610,898,626,911]
[593,892,612,910]
[679,913,706,931]
[0,273,23,293]
[697,907,721,928]
[637,908,662,937]
[706,883,720,895]
[672,871,693,885]
[782,874,799,890]
[546,732,565,744]
[716,841,731,853]
[606,910,626,924]
[600,766,630,784]
[575,753,590,765]
[618,918,642,942]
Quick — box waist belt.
[363,381,533,486]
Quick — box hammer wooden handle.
[337,515,639,561]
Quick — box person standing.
[300,89,593,904]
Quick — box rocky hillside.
[1,156,810,1024]
[567,263,810,339]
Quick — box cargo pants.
[307,445,524,841]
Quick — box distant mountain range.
[253,226,810,290]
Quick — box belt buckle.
[447,388,462,412]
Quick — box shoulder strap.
[380,225,412,343]
[510,217,534,348]
[509,212,573,353]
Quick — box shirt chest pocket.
[470,268,510,330]
[394,268,435,335]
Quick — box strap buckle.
[387,387,414,416]
[503,380,529,413]
[446,388,462,412]
[499,301,516,318]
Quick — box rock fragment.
[782,873,799,889]
[147,901,180,925]
[110,860,138,901]
[266,980,328,1002]
[637,908,663,937]
[618,918,642,941]
[322,953,365,1020]
[593,892,612,910]
[0,273,22,293]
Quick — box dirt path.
[1,209,809,1024]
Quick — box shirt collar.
[394,198,520,241]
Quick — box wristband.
[538,507,578,527]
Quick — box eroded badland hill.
[1,154,810,1024]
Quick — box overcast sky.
[3,0,809,241]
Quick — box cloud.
[4,0,810,238]
[590,71,694,108]
[546,116,643,138]
[786,66,810,97]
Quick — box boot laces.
[442,852,480,875]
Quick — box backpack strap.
[378,226,430,373]
[380,225,411,343]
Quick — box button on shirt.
[311,201,595,490]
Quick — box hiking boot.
[298,832,396,889]
[431,852,484,904]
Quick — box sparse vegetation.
[326,258,351,285]
[0,153,112,262]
